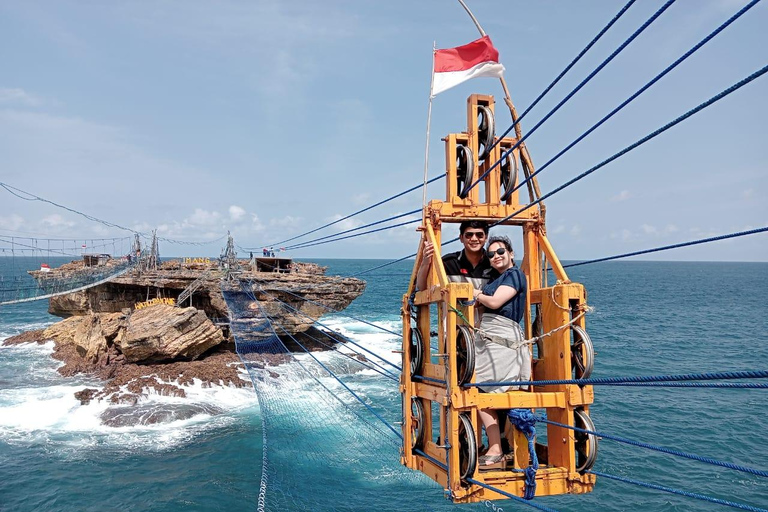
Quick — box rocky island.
[3,256,366,405]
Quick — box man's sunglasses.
[487,247,507,258]
[463,231,486,239]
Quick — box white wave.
[0,339,55,353]
[0,321,56,343]
[0,375,258,452]
[317,318,402,367]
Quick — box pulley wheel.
[477,105,495,161]
[409,326,424,377]
[455,325,476,385]
[410,398,426,449]
[574,408,598,472]
[571,325,594,380]
[457,412,478,481]
[532,306,543,361]
[456,145,475,199]
[500,148,519,202]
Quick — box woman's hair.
[486,234,513,252]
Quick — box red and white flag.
[432,35,505,96]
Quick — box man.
[416,220,493,292]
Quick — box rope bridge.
[0,236,139,306]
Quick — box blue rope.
[249,283,403,440]
[486,0,637,158]
[465,478,563,512]
[267,301,400,380]
[564,226,768,267]
[507,409,539,500]
[465,369,768,388]
[416,442,562,510]
[491,62,768,228]
[275,319,399,382]
[349,253,416,277]
[465,0,676,194]
[267,287,402,337]
[264,174,443,247]
[289,218,421,251]
[255,289,403,372]
[589,470,768,512]
[538,416,768,478]
[229,284,400,447]
[412,375,447,386]
[511,0,761,197]
[604,382,768,389]
[286,208,421,250]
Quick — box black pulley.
[500,148,518,202]
[456,145,475,199]
[571,325,594,380]
[457,412,477,481]
[574,408,598,472]
[409,326,424,376]
[410,398,426,449]
[455,325,476,385]
[477,105,495,161]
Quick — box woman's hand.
[473,289,482,299]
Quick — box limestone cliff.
[5,259,366,404]
[45,260,365,336]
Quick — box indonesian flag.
[432,36,505,96]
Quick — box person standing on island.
[415,220,493,292]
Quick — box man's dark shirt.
[442,250,494,290]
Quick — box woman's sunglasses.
[486,247,507,258]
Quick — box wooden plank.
[454,391,566,410]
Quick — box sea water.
[0,259,766,512]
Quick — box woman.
[471,235,530,466]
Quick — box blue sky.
[1,0,766,261]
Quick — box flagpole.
[456,0,545,216]
[422,41,436,223]
[457,0,486,37]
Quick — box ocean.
[0,259,766,512]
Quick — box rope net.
[221,281,438,512]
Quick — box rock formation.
[5,258,366,406]
[118,305,223,363]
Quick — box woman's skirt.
[474,313,531,393]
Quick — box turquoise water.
[0,259,766,511]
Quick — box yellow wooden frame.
[400,94,596,503]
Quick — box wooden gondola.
[401,94,597,503]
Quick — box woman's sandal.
[478,453,505,466]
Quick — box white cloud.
[187,208,221,226]
[41,214,76,228]
[329,214,362,232]
[743,188,754,199]
[610,190,631,202]
[269,215,303,228]
[664,224,678,234]
[0,88,43,107]
[569,224,582,236]
[352,192,370,206]
[229,205,246,221]
[641,224,657,235]
[0,214,24,231]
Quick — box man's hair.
[459,220,489,235]
[486,234,513,252]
